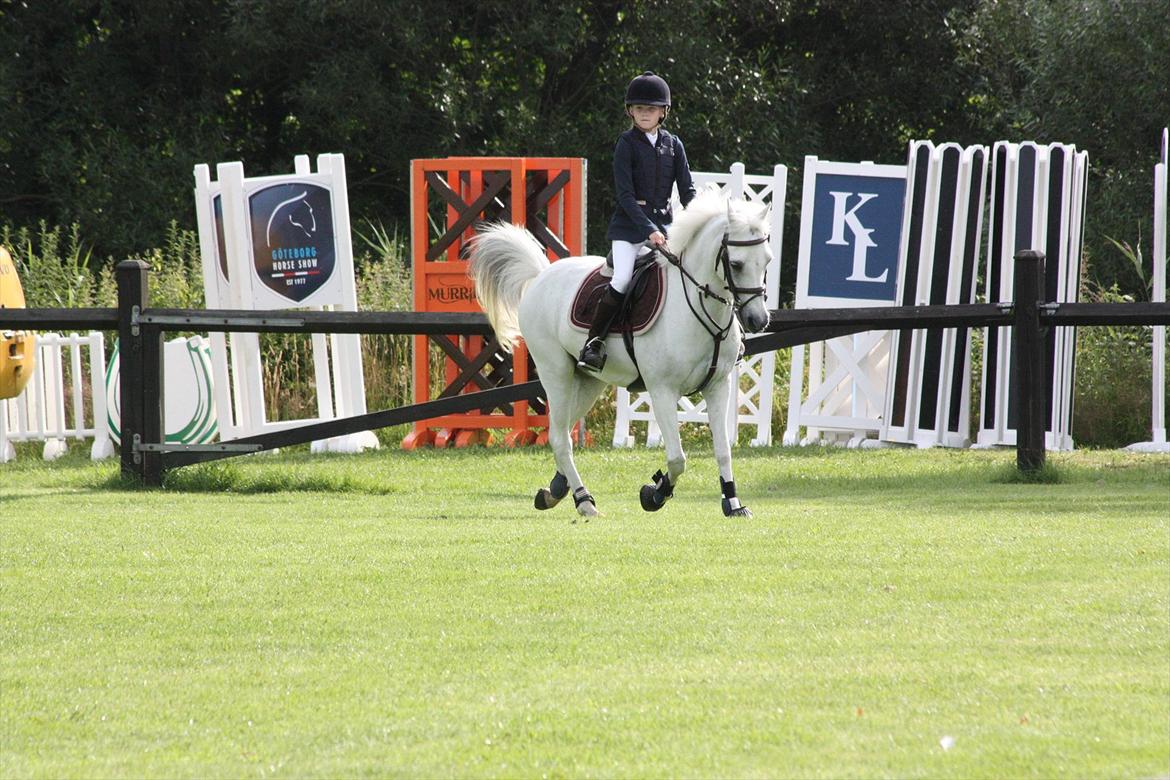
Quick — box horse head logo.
[265,191,317,247]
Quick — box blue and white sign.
[796,158,907,308]
[195,161,351,310]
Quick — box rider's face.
[628,104,665,131]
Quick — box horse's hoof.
[722,497,752,518]
[572,487,597,521]
[534,488,560,510]
[640,483,665,511]
[641,469,673,512]
[574,500,598,521]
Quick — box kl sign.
[796,159,907,308]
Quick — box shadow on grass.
[94,461,399,495]
[989,461,1064,484]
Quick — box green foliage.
[3,1,1165,296]
[353,235,416,431]
[960,0,1170,291]
[1,223,98,308]
[124,222,207,310]
[1072,280,1162,449]
[1104,231,1154,302]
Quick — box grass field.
[1,443,1167,778]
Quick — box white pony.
[468,188,771,519]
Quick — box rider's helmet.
[624,71,671,107]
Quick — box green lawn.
[1,444,1167,778]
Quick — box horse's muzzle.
[741,306,770,334]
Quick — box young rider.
[577,71,697,371]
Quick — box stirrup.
[577,337,607,371]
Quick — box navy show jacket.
[606,127,697,243]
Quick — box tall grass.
[2,222,103,308]
[1073,280,1163,447]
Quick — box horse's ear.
[753,201,772,230]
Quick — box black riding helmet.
[625,71,671,107]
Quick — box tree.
[2,0,1165,295]
[959,0,1170,289]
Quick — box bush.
[2,223,101,308]
[1072,282,1162,448]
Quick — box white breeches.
[610,240,655,294]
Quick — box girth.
[614,258,662,393]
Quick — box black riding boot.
[577,285,623,371]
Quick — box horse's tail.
[467,222,549,352]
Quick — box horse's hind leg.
[640,386,686,511]
[538,361,606,519]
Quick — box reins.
[655,228,768,395]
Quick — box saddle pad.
[569,262,666,335]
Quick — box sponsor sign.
[248,182,337,304]
[106,336,217,445]
[797,159,907,308]
[425,274,478,311]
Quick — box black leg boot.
[577,285,623,371]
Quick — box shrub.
[2,223,100,308]
[1072,281,1161,448]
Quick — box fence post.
[116,260,163,484]
[1013,249,1047,472]
[141,320,164,487]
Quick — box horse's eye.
[730,261,744,272]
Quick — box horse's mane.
[667,186,769,261]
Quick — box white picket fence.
[0,332,115,462]
[612,161,788,448]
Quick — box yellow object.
[1,245,36,399]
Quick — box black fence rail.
[2,251,1167,485]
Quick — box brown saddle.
[569,261,666,335]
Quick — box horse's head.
[720,199,772,333]
[665,188,772,333]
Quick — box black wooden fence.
[2,250,1167,485]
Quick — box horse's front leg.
[704,370,752,517]
[640,386,686,511]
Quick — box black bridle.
[716,230,769,313]
[657,230,769,318]
[656,229,769,394]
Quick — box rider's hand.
[649,230,666,246]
